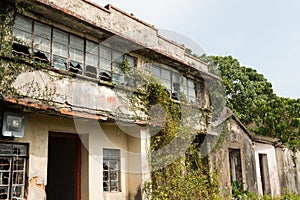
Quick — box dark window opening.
[33,50,49,63]
[12,43,30,56]
[85,65,97,79]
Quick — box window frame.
[12,14,136,85]
[0,142,29,200]
[102,148,121,193]
[152,64,200,103]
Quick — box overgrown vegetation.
[206,56,300,151]
[231,183,300,200]
[118,58,222,199]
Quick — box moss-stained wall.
[275,147,300,195]
[209,117,257,199]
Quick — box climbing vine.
[116,60,222,199]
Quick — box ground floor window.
[0,143,28,200]
[103,149,120,192]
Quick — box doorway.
[47,133,81,200]
[259,153,271,195]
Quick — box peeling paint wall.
[8,112,146,199]
[275,147,300,195]
[27,0,208,72]
[254,142,281,196]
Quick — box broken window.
[103,149,120,192]
[85,41,99,79]
[258,153,271,195]
[52,29,68,70]
[229,148,243,186]
[152,65,197,103]
[33,21,51,62]
[99,46,135,84]
[12,15,32,56]
[12,14,136,84]
[69,35,84,74]
[0,143,28,200]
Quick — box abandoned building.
[209,107,300,199]
[0,0,299,200]
[0,0,216,199]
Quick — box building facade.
[0,0,215,199]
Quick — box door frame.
[48,132,81,200]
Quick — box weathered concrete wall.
[254,142,281,196]
[26,0,208,72]
[210,117,257,199]
[275,147,300,195]
[9,112,145,200]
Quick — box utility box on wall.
[2,112,25,138]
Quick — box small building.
[208,108,257,199]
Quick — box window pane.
[53,29,68,45]
[0,158,11,171]
[70,35,84,49]
[103,171,109,181]
[14,15,32,33]
[52,30,68,70]
[86,41,99,55]
[34,36,50,54]
[112,51,123,63]
[13,29,32,45]
[0,144,12,156]
[103,149,120,158]
[11,186,24,198]
[100,58,111,71]
[13,15,32,45]
[100,46,111,60]
[0,186,8,199]
[161,69,171,80]
[34,22,51,39]
[13,145,27,156]
[172,73,180,92]
[152,66,160,78]
[12,172,24,184]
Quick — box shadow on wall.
[128,185,142,200]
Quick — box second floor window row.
[12,14,135,85]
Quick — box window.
[100,46,135,84]
[152,65,197,102]
[33,21,51,62]
[0,143,28,200]
[182,77,196,103]
[52,29,68,70]
[103,149,120,192]
[85,41,99,79]
[12,14,135,84]
[12,15,32,55]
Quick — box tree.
[207,55,300,150]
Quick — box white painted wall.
[254,142,281,196]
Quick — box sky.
[94,0,300,99]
